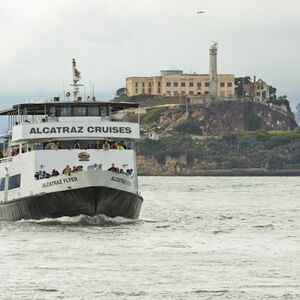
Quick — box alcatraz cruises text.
[29,125,133,135]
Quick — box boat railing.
[0,157,13,164]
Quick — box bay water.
[0,177,299,299]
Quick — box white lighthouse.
[209,42,218,96]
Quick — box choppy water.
[0,177,299,300]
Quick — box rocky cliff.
[134,99,298,175]
[141,100,296,137]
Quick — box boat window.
[87,106,99,116]
[8,174,21,190]
[47,106,58,117]
[60,106,72,116]
[100,107,108,116]
[73,106,87,116]
[0,178,5,191]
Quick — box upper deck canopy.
[0,101,139,116]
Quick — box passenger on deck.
[38,171,44,180]
[120,141,127,149]
[62,165,72,176]
[102,140,110,150]
[72,166,77,173]
[51,169,60,176]
[117,143,125,150]
[12,147,19,156]
[110,142,117,149]
[73,140,81,149]
[77,165,83,171]
[130,169,135,178]
[0,152,3,159]
[107,163,118,172]
[35,171,41,180]
[42,171,50,179]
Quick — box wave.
[17,214,140,227]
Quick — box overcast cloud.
[0,0,299,109]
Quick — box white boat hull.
[0,170,143,221]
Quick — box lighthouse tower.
[209,42,218,96]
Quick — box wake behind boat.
[0,59,143,221]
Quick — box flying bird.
[197,11,206,14]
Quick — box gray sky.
[0,0,299,109]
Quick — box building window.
[135,88,138,94]
[227,82,232,87]
[189,91,194,95]
[158,88,161,93]
[181,91,186,95]
[189,82,194,87]
[142,82,145,87]
[181,82,186,87]
[173,82,178,87]
[148,82,152,87]
[197,82,201,88]
[197,92,201,95]
[142,88,145,94]
[205,82,209,87]
[135,82,138,87]
[256,92,260,96]
[166,82,171,87]
[174,91,179,96]
[9,174,21,190]
[220,82,225,87]
[205,91,209,95]
[148,88,152,94]
[158,82,161,87]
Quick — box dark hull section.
[0,187,143,221]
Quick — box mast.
[71,58,83,101]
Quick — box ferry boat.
[0,60,143,221]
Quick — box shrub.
[175,117,202,135]
[142,107,168,124]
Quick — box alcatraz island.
[112,43,300,176]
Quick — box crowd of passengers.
[34,165,83,179]
[34,163,134,180]
[0,148,32,158]
[44,140,128,150]
[0,140,129,159]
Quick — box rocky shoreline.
[138,168,300,176]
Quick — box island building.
[126,43,235,98]
[235,76,275,102]
[125,43,275,104]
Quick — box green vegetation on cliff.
[131,97,298,173]
[175,117,202,134]
[243,102,262,131]
[137,130,300,170]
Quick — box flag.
[74,67,81,79]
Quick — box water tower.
[209,42,218,96]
